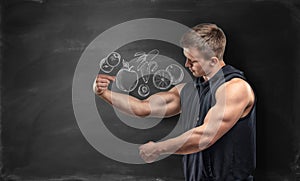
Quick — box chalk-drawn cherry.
[99,58,113,73]
[107,52,121,67]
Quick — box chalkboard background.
[2,0,300,180]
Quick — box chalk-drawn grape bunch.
[99,49,184,97]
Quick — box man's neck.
[202,61,226,81]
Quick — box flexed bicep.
[195,79,255,150]
[146,84,184,118]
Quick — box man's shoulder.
[226,78,252,90]
[218,78,255,102]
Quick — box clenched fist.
[93,74,115,95]
[139,141,161,163]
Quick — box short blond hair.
[180,23,226,60]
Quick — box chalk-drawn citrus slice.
[166,64,184,85]
[153,69,172,90]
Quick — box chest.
[179,84,216,130]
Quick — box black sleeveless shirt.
[179,65,256,181]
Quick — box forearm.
[98,90,151,117]
[157,127,210,155]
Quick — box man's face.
[183,47,211,77]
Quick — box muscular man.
[94,23,256,181]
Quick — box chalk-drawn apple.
[116,67,139,92]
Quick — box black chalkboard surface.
[2,0,300,180]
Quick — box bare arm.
[93,74,184,118]
[139,78,255,162]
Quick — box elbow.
[198,136,215,151]
[199,139,214,151]
[133,110,150,118]
[92,81,97,94]
[92,79,99,95]
[191,128,214,151]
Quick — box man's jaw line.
[204,62,226,81]
[191,64,226,81]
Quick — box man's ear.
[210,57,219,66]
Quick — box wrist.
[97,89,109,98]
[96,90,105,96]
[155,141,167,155]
